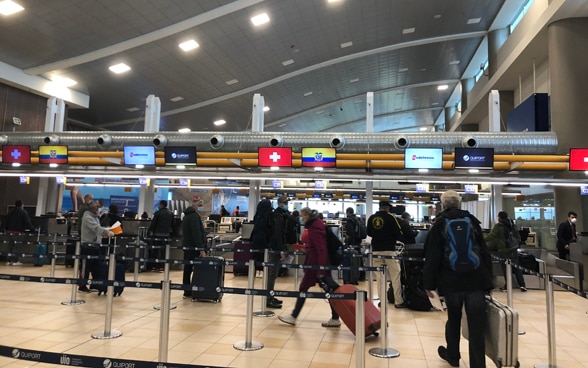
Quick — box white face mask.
[571,218,577,224]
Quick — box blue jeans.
[444,290,486,368]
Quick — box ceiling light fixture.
[178,39,199,51]
[419,127,428,131]
[340,41,353,48]
[225,79,239,85]
[109,63,131,74]
[349,78,359,83]
[0,0,23,16]
[251,13,270,26]
[467,17,481,24]
[263,106,270,112]
[402,27,415,34]
[304,91,313,97]
[213,119,226,126]
[170,96,184,102]
[126,107,140,112]
[437,84,449,90]
[178,128,191,133]
[399,67,408,72]
[282,59,294,66]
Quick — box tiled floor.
[1,263,588,368]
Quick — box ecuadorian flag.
[301,147,336,167]
[39,145,68,164]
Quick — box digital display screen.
[56,176,66,185]
[301,147,336,167]
[272,180,283,189]
[581,185,588,196]
[2,145,31,164]
[39,145,68,164]
[19,176,29,184]
[415,184,429,193]
[404,148,443,169]
[164,146,196,165]
[258,147,292,167]
[123,146,155,166]
[179,178,190,186]
[569,148,588,171]
[464,184,478,194]
[454,147,494,169]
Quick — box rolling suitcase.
[34,243,47,266]
[96,261,126,296]
[233,240,252,276]
[329,284,381,337]
[462,296,519,367]
[342,247,361,285]
[192,256,225,302]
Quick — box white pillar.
[139,94,160,214]
[365,92,374,217]
[249,93,265,216]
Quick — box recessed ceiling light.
[432,102,440,106]
[340,41,353,48]
[437,84,449,91]
[433,14,442,19]
[49,163,59,168]
[176,165,186,170]
[135,164,144,169]
[263,106,270,112]
[467,17,481,24]
[449,60,460,65]
[0,0,24,16]
[109,63,131,74]
[327,0,340,3]
[270,166,280,171]
[469,169,480,174]
[315,110,324,115]
[349,78,359,83]
[225,79,239,85]
[51,76,77,87]
[178,128,191,133]
[402,27,415,34]
[399,67,409,72]
[304,91,313,97]
[213,119,226,126]
[170,96,184,102]
[251,13,270,26]
[314,167,324,172]
[12,163,20,167]
[418,168,429,173]
[419,127,428,131]
[282,59,294,66]
[420,68,427,72]
[126,107,140,112]
[179,39,199,52]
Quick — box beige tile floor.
[0,263,588,368]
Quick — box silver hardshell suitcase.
[462,296,519,368]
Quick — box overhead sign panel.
[404,148,443,169]
[39,145,68,164]
[2,145,31,164]
[123,146,155,166]
[164,146,196,165]
[258,147,292,167]
[569,148,588,171]
[454,147,494,169]
[301,147,336,167]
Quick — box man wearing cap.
[399,212,419,244]
[367,201,407,308]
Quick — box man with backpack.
[423,190,493,368]
[344,207,366,246]
[367,200,407,308]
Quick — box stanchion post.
[367,250,374,301]
[355,290,366,368]
[92,243,122,339]
[253,249,274,317]
[50,238,57,277]
[234,260,264,351]
[133,235,141,282]
[157,240,173,361]
[61,241,85,306]
[505,258,513,306]
[534,275,560,368]
[369,264,400,358]
[294,252,299,290]
[154,241,177,311]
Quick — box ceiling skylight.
[179,40,199,52]
[109,63,131,74]
[251,13,269,26]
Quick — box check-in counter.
[570,233,588,291]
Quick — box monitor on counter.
[123,146,155,166]
[404,148,443,169]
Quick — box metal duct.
[0,131,558,154]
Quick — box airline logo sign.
[2,145,31,164]
[454,148,494,169]
[39,145,68,164]
[258,147,292,167]
[301,147,336,167]
[569,148,588,171]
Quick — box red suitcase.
[330,284,381,337]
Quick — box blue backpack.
[442,216,481,273]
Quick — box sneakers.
[321,318,341,327]
[278,315,296,326]
[499,286,507,291]
[520,286,528,292]
[255,270,263,278]
[266,299,282,309]
[395,302,409,309]
[10,261,23,266]
[78,287,91,293]
[437,346,459,367]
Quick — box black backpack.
[442,216,481,273]
[499,222,520,250]
[325,228,343,266]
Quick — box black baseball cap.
[378,200,391,208]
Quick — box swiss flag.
[258,147,292,167]
[2,145,31,164]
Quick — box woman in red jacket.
[278,207,341,327]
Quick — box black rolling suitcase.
[342,247,361,284]
[96,261,126,296]
[192,256,225,302]
[233,240,252,276]
[65,238,77,267]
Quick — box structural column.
[549,18,588,227]
[487,28,509,78]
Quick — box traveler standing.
[278,207,341,327]
[181,200,207,298]
[399,212,419,244]
[5,200,35,265]
[76,193,94,234]
[556,211,577,260]
[423,190,493,368]
[219,205,230,217]
[367,201,407,308]
[485,211,526,292]
[148,200,174,272]
[344,207,361,246]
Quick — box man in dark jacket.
[344,207,361,246]
[148,200,174,271]
[423,190,493,368]
[367,200,406,308]
[182,200,207,297]
[399,212,419,244]
[5,200,35,265]
[556,210,577,260]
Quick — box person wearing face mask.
[557,211,578,260]
[76,193,94,234]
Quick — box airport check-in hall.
[1,1,588,368]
